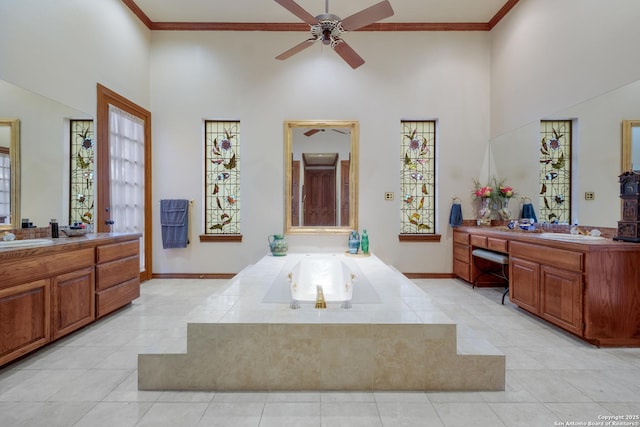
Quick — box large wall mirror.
[1,79,92,228]
[0,119,20,230]
[622,120,640,172]
[488,78,640,227]
[284,120,359,234]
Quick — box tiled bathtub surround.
[139,253,505,391]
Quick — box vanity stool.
[471,248,510,304]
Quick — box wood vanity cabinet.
[510,242,583,336]
[95,240,140,318]
[453,229,508,286]
[453,226,640,346]
[0,233,141,366]
[452,230,471,282]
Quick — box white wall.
[150,31,491,273]
[0,0,151,113]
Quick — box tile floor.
[0,277,639,426]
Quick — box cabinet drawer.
[453,231,469,245]
[453,259,471,282]
[487,238,508,253]
[470,235,487,248]
[96,256,139,291]
[96,240,139,264]
[454,243,470,262]
[510,242,583,272]
[96,278,140,318]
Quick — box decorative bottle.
[348,230,360,254]
[361,229,369,254]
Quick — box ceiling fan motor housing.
[311,13,345,45]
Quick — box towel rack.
[520,196,532,204]
[451,195,462,204]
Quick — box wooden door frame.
[96,84,152,281]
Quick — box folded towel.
[449,203,463,227]
[160,199,189,249]
[521,203,538,223]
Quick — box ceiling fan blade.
[276,38,317,60]
[304,129,322,137]
[274,0,318,25]
[333,41,365,69]
[340,0,394,31]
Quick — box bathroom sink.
[0,238,54,248]
[538,233,606,242]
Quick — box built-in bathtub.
[262,253,381,307]
[138,252,505,391]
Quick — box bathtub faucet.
[315,285,327,309]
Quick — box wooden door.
[303,168,336,226]
[97,84,152,281]
[340,160,350,226]
[540,265,583,335]
[510,257,540,314]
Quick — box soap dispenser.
[50,219,59,238]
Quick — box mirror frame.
[622,120,640,172]
[284,120,359,235]
[0,118,20,231]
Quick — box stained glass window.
[539,120,572,223]
[204,120,240,234]
[69,120,94,227]
[400,120,436,234]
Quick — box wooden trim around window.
[398,234,442,242]
[199,234,243,242]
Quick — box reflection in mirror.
[1,79,92,228]
[489,78,640,227]
[0,119,20,230]
[622,120,640,172]
[284,120,358,234]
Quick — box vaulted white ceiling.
[131,0,512,24]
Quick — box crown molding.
[122,1,519,32]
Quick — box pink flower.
[475,186,492,198]
[500,186,513,198]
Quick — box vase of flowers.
[495,181,515,220]
[473,180,493,223]
[497,197,511,220]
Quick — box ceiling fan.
[274,0,394,69]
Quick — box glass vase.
[477,198,491,220]
[497,198,511,220]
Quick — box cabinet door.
[510,257,540,314]
[540,265,583,335]
[51,267,95,340]
[0,279,50,366]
